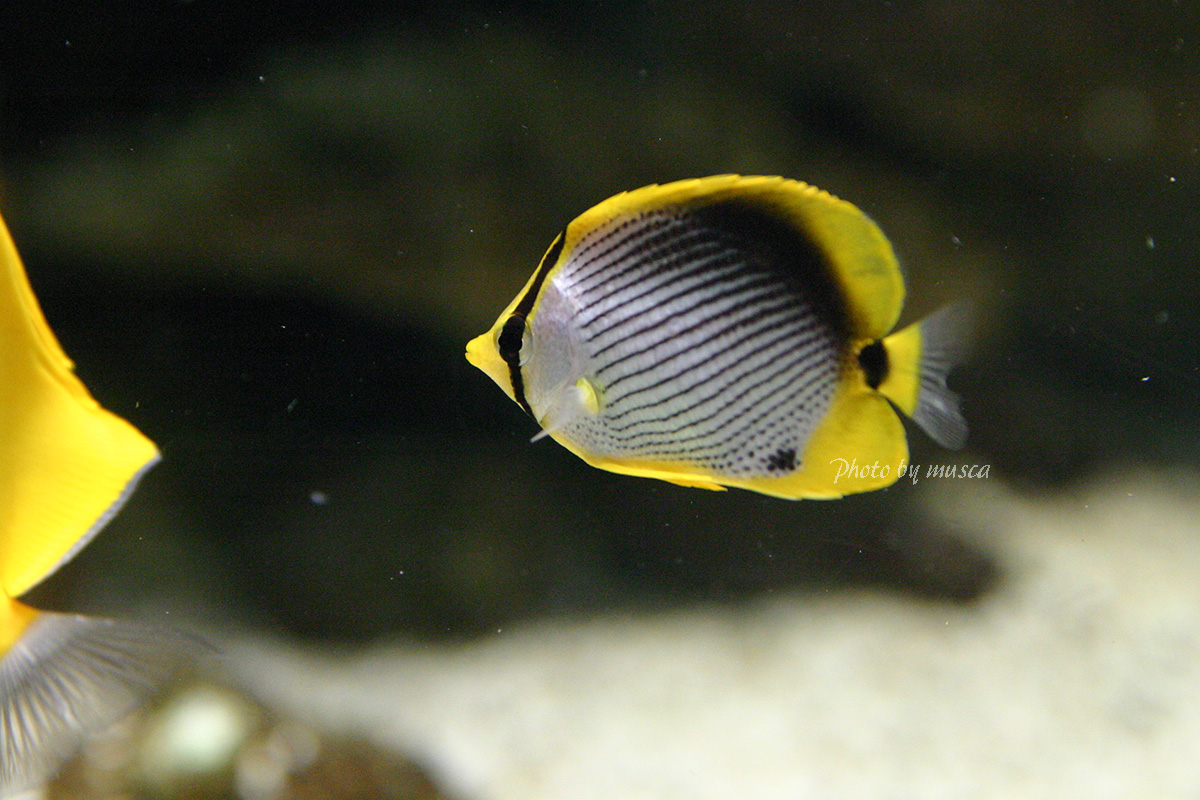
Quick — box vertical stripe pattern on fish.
[557,205,844,477]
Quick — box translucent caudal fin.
[877,302,972,450]
[0,609,192,795]
[911,302,972,449]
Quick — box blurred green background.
[3,0,1196,641]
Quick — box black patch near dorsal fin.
[688,199,853,346]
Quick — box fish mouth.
[464,332,516,400]
[465,332,505,382]
[464,334,486,369]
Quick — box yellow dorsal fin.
[0,212,160,599]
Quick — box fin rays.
[0,611,190,794]
[911,302,972,450]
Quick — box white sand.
[230,470,1200,799]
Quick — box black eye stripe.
[499,315,526,363]
[501,229,567,419]
[499,314,532,416]
[515,231,566,318]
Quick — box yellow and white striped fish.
[466,175,968,499]
[0,210,180,793]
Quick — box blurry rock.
[225,470,1200,800]
[47,682,454,800]
[137,686,260,798]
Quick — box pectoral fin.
[531,377,601,443]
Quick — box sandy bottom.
[230,470,1200,800]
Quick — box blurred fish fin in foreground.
[0,608,189,792]
[878,301,973,450]
[0,208,184,794]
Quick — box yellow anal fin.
[581,385,907,500]
[0,212,160,598]
[546,384,905,500]
[584,456,729,492]
[659,475,728,491]
[550,440,729,492]
[0,606,189,795]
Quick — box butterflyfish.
[0,210,178,793]
[466,175,969,499]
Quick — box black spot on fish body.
[766,447,797,472]
[858,339,888,389]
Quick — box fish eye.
[497,315,533,366]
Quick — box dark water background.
[3,0,1196,640]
